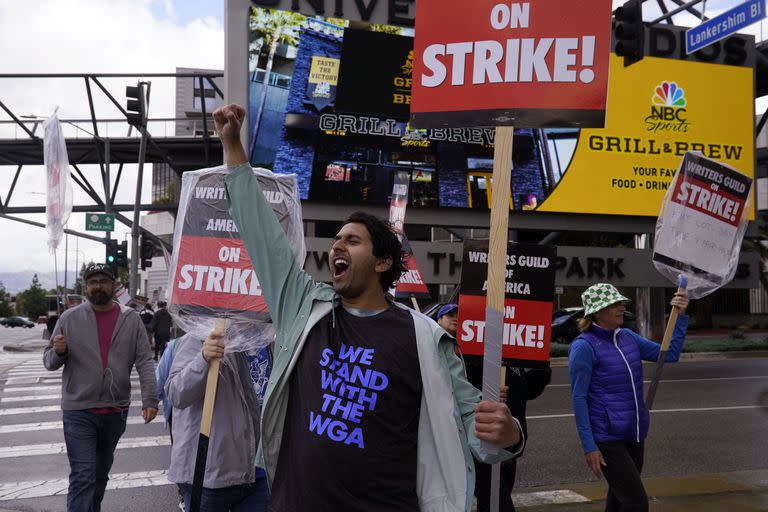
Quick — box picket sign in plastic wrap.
[166,165,305,352]
[653,152,752,299]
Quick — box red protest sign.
[389,170,430,299]
[169,170,303,324]
[458,295,553,363]
[411,0,612,128]
[653,152,753,297]
[172,236,268,314]
[457,240,556,365]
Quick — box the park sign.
[410,0,613,129]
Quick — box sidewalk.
[512,469,768,510]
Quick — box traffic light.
[115,241,128,270]
[105,239,118,273]
[140,235,156,271]
[125,83,146,128]
[614,0,644,67]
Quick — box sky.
[0,0,225,280]
[0,0,765,282]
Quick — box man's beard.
[87,290,112,306]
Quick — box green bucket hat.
[581,283,630,316]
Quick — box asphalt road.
[0,326,767,511]
[516,356,768,488]
[0,324,46,350]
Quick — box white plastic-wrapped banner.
[388,170,430,300]
[167,166,305,351]
[653,152,752,299]
[42,109,73,252]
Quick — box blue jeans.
[63,409,128,512]
[180,472,269,512]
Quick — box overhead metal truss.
[1,1,767,246]
[0,72,224,249]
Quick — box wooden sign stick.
[645,275,687,410]
[484,126,514,512]
[189,318,227,512]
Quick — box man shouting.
[43,263,158,512]
[217,104,524,512]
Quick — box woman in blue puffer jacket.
[568,283,689,512]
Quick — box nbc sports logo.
[644,80,691,133]
[652,81,687,108]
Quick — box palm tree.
[248,8,305,161]
[371,24,403,35]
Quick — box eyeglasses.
[86,279,113,287]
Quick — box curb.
[513,468,768,503]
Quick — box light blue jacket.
[156,338,178,427]
[224,164,523,512]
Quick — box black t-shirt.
[269,305,423,512]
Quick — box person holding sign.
[165,324,270,511]
[441,302,552,512]
[568,283,689,512]
[216,103,523,512]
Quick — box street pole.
[129,83,149,296]
[75,237,79,292]
[64,225,68,300]
[105,138,111,242]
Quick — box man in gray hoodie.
[43,263,158,512]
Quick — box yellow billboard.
[537,54,754,218]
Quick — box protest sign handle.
[189,318,227,512]
[410,297,420,312]
[484,126,514,512]
[646,276,687,410]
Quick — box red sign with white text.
[457,240,556,366]
[172,236,269,315]
[411,0,612,128]
[458,295,552,363]
[389,170,431,299]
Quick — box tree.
[742,234,768,290]
[248,8,304,160]
[16,274,48,319]
[0,281,13,317]
[75,261,95,295]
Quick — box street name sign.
[686,0,765,54]
[85,213,114,232]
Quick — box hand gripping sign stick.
[645,275,687,410]
[483,126,514,512]
[189,318,227,512]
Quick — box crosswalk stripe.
[0,470,171,500]
[0,401,145,416]
[2,385,64,393]
[1,391,142,403]
[0,417,150,434]
[3,377,143,385]
[512,489,591,507]
[3,378,64,385]
[1,394,61,402]
[0,437,170,459]
[6,373,57,378]
[8,365,62,375]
